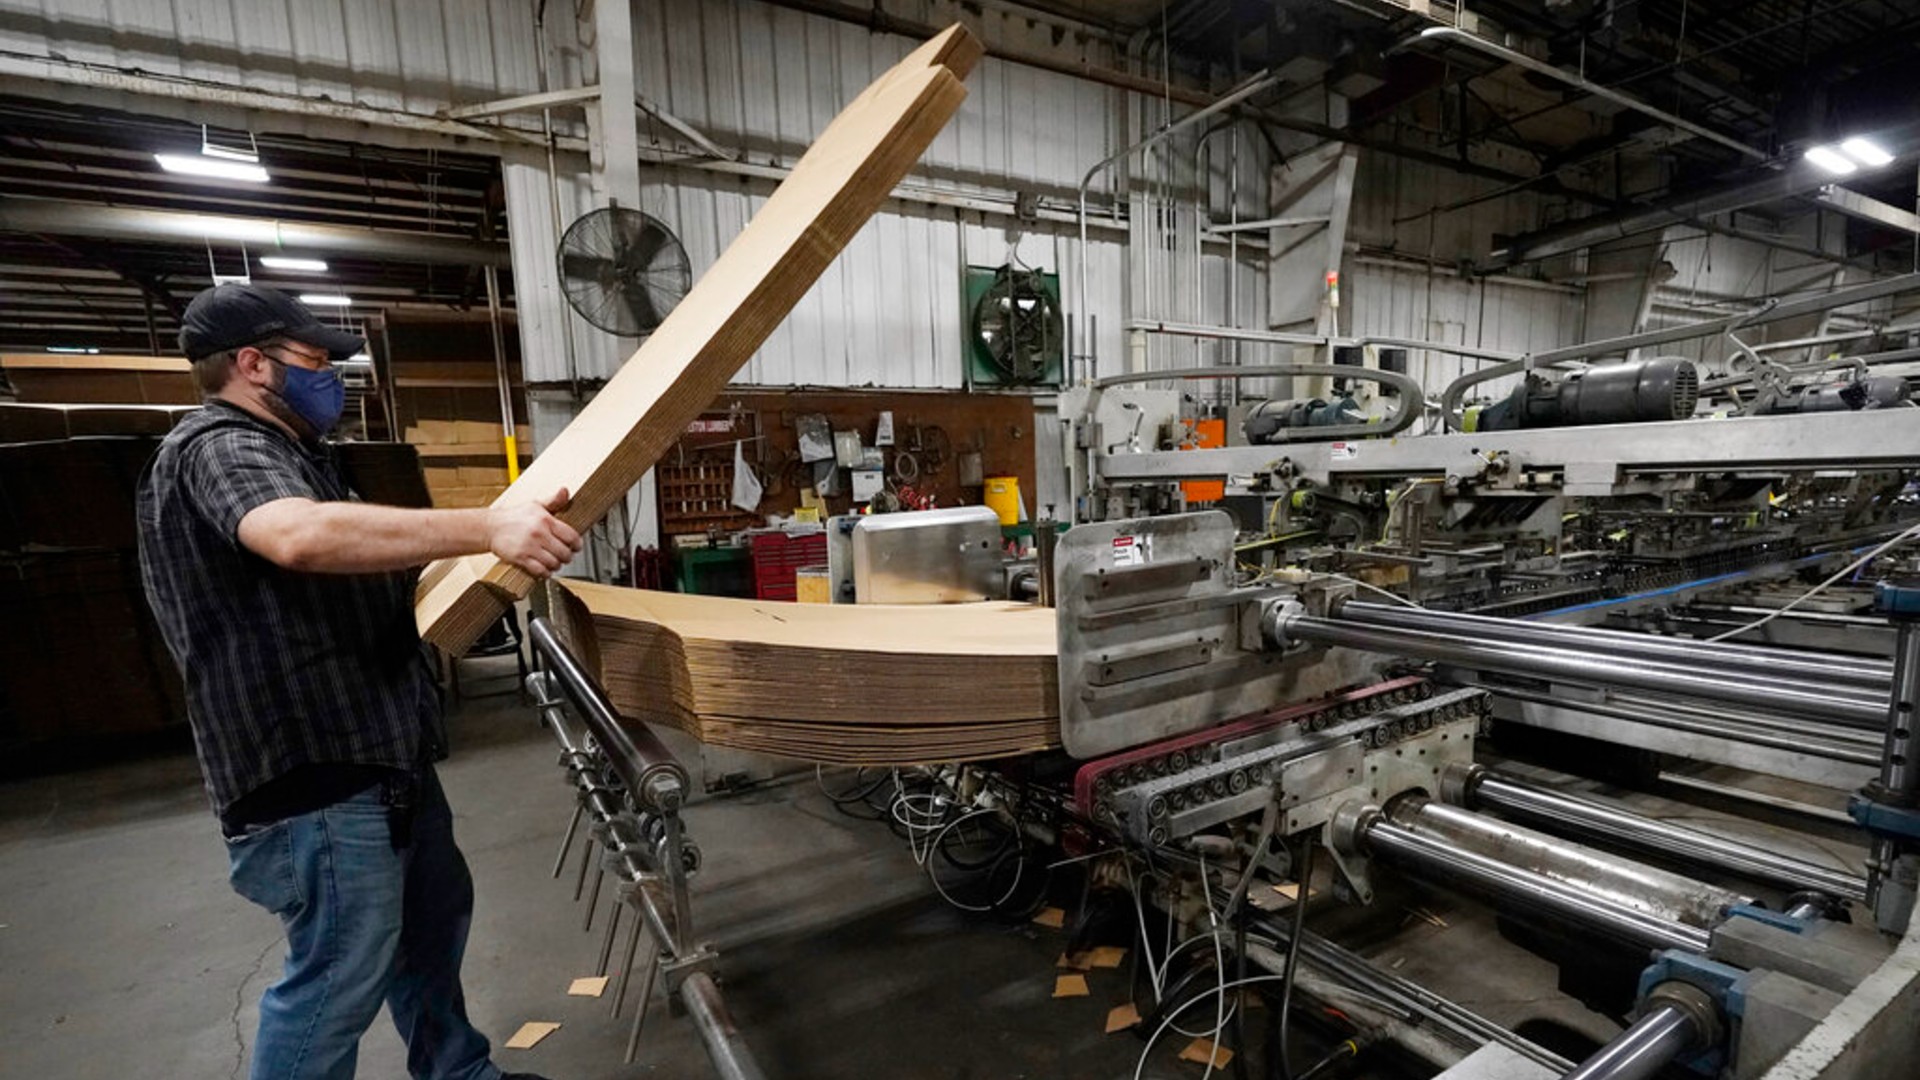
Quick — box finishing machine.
[519,402,1920,1080]
[1042,507,1919,1080]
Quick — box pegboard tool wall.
[663,388,1040,530]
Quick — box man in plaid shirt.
[138,283,578,1080]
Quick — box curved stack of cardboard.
[553,580,1060,764]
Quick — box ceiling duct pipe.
[0,197,511,268]
[1395,27,1769,164]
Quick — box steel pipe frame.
[1337,601,1894,692]
[1865,616,1920,932]
[679,973,766,1080]
[1399,28,1767,165]
[1451,766,1868,903]
[1355,810,1714,954]
[1074,70,1281,381]
[1384,796,1751,931]
[1244,925,1575,1073]
[527,627,767,1080]
[1282,613,1888,730]
[1085,363,1422,444]
[1239,943,1465,1071]
[1683,604,1890,629]
[529,618,688,813]
[1119,318,1526,365]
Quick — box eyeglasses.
[262,344,333,371]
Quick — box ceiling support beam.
[0,198,510,268]
[1812,187,1920,237]
[1485,159,1876,269]
[1396,27,1769,163]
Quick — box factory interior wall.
[42,0,1894,525]
[503,0,1270,549]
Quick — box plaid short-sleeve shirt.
[136,401,442,819]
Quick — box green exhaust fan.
[965,263,1063,388]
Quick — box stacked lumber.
[554,580,1061,765]
[416,25,984,653]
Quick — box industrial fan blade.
[561,252,622,283]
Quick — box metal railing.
[527,617,767,1080]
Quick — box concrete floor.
[0,676,1156,1080]
[6,663,1856,1080]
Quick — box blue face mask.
[268,356,346,436]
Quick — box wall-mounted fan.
[556,207,691,336]
[965,263,1063,388]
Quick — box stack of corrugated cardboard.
[553,580,1060,764]
[406,418,531,509]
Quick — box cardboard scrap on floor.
[504,1021,561,1050]
[1105,1002,1142,1034]
[1031,906,1066,930]
[1179,1037,1233,1068]
[567,976,609,998]
[1087,945,1127,969]
[1053,973,1090,998]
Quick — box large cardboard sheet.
[415,26,983,652]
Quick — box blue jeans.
[226,768,502,1080]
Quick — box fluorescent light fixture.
[46,345,101,354]
[299,293,353,307]
[199,143,260,163]
[259,256,329,272]
[1804,145,1857,175]
[1839,136,1894,167]
[155,152,270,183]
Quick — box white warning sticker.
[1111,535,1145,567]
[1329,441,1358,460]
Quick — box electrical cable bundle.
[817,765,1049,918]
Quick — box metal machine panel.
[850,506,1004,604]
[1106,688,1487,844]
[1054,511,1369,757]
[825,514,858,603]
[1096,409,1920,486]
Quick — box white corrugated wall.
[506,0,1271,393]
[0,0,546,114]
[1348,260,1585,402]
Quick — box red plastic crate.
[748,532,827,601]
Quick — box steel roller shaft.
[1335,601,1893,691]
[1449,765,1868,903]
[1340,802,1714,954]
[1458,679,1880,766]
[1383,795,1749,929]
[1558,999,1706,1080]
[1280,613,1886,729]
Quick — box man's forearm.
[255,499,492,574]
[239,489,579,577]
